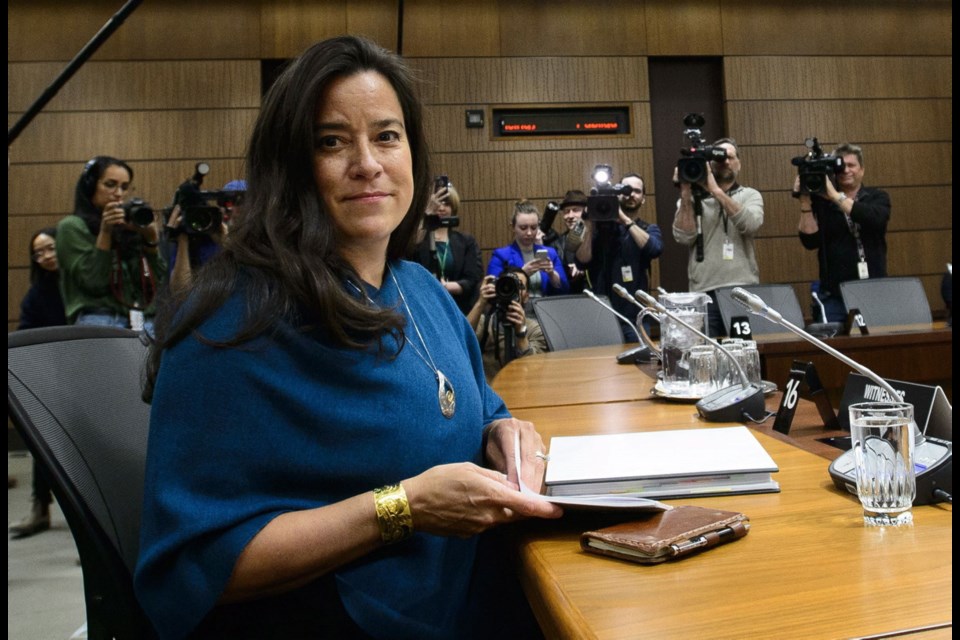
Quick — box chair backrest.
[7,326,156,639]
[840,277,932,326]
[714,285,806,335]
[532,294,625,351]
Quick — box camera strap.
[839,195,867,268]
[110,246,157,311]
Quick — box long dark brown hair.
[144,36,432,401]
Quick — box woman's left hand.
[484,418,549,493]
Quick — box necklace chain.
[391,269,439,374]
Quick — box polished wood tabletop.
[494,347,953,640]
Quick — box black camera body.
[586,184,632,222]
[167,162,237,237]
[122,198,155,227]
[791,137,843,195]
[424,214,460,231]
[494,273,522,317]
[676,113,727,184]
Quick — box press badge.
[621,265,634,283]
[129,309,145,331]
[722,239,735,261]
[857,261,869,279]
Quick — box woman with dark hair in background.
[135,35,560,639]
[409,180,484,314]
[56,156,165,333]
[9,227,67,538]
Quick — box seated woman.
[408,180,483,314]
[486,199,569,307]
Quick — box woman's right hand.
[403,462,562,538]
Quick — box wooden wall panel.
[8,110,257,164]
[725,57,952,100]
[259,0,398,58]
[644,0,723,55]
[402,1,502,57]
[720,1,953,56]
[8,1,262,62]
[499,1,647,57]
[8,61,261,113]
[727,100,953,146]
[411,57,649,105]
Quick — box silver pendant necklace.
[390,268,456,419]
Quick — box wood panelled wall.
[8,0,952,330]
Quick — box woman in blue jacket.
[486,200,569,306]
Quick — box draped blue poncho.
[134,260,511,639]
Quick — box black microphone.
[633,289,765,422]
[583,290,652,364]
[730,287,953,506]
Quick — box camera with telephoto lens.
[585,164,632,223]
[676,113,727,184]
[791,137,844,195]
[166,162,233,237]
[494,272,522,320]
[122,198,155,227]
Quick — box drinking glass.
[849,402,916,526]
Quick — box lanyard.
[840,195,867,263]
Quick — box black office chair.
[840,277,933,326]
[532,294,625,351]
[7,326,157,639]
[714,284,807,335]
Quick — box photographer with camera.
[673,136,764,337]
[542,190,589,293]
[56,156,165,333]
[576,172,663,342]
[166,175,246,295]
[467,269,547,380]
[796,142,891,323]
[487,200,569,307]
[409,177,483,314]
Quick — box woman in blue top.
[487,199,569,305]
[135,36,561,640]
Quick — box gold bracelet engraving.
[373,483,413,543]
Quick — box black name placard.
[772,360,838,434]
[844,308,869,335]
[837,373,952,438]
[728,315,753,338]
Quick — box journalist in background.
[134,35,561,639]
[542,189,589,293]
[672,139,764,336]
[576,173,663,341]
[468,269,548,380]
[796,143,891,323]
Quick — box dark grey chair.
[7,326,157,639]
[532,294,625,351]
[840,277,932,326]
[715,284,807,335]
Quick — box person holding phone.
[408,176,483,314]
[487,199,569,308]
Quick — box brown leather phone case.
[580,505,749,564]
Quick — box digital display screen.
[493,107,630,137]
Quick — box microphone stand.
[584,289,652,363]
[633,289,766,422]
[731,287,953,506]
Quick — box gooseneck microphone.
[811,290,828,324]
[633,289,766,422]
[584,289,652,364]
[731,287,900,402]
[730,286,953,506]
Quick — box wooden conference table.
[493,345,953,640]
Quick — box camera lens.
[677,158,706,184]
[183,206,222,234]
[123,198,154,228]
